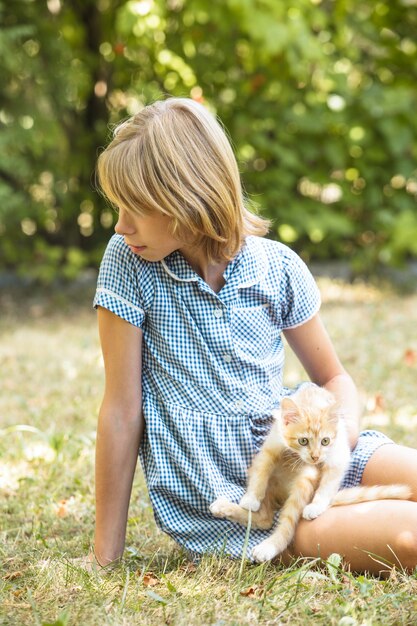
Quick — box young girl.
[92,97,417,573]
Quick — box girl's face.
[114,207,184,262]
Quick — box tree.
[1,0,416,280]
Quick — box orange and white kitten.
[210,383,410,562]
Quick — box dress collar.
[160,236,268,288]
[160,252,198,283]
[230,236,268,288]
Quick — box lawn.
[1,277,417,626]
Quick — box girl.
[93,97,417,573]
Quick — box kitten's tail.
[331,484,411,506]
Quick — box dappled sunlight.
[317,277,385,305]
[53,495,91,520]
[2,0,416,619]
[361,413,391,431]
[24,441,56,463]
[1,277,416,626]
[283,280,417,444]
[0,314,103,433]
[0,460,32,493]
[392,407,417,431]
[360,396,417,433]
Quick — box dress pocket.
[231,305,275,360]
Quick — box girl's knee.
[290,517,323,558]
[392,528,417,571]
[292,504,417,573]
[362,445,417,498]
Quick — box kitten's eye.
[321,437,330,446]
[298,437,309,446]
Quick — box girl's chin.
[128,246,168,262]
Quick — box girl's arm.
[94,307,144,566]
[283,313,361,448]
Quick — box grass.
[1,277,417,625]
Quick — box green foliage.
[0,0,416,279]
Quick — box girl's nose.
[114,210,134,235]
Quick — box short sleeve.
[279,246,321,329]
[93,234,153,328]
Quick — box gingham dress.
[94,234,392,558]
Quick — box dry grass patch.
[1,280,417,625]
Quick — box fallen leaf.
[367,393,385,413]
[3,571,23,581]
[56,499,68,518]
[240,585,261,598]
[404,349,417,367]
[180,562,197,574]
[142,572,159,587]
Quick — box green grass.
[1,279,417,625]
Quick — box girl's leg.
[288,499,417,574]
[285,443,417,574]
[361,444,417,496]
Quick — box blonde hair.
[97,97,270,262]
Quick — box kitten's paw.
[252,540,279,563]
[302,502,327,520]
[209,496,232,518]
[239,493,261,512]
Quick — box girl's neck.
[180,245,228,293]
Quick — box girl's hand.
[68,553,101,574]
[90,549,122,570]
[70,551,120,573]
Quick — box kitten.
[210,383,410,562]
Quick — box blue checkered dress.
[94,234,392,558]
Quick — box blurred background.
[1,8,417,618]
[1,0,416,283]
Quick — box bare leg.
[361,444,417,498]
[285,444,417,574]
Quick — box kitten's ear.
[280,397,300,425]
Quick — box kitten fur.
[210,383,411,562]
